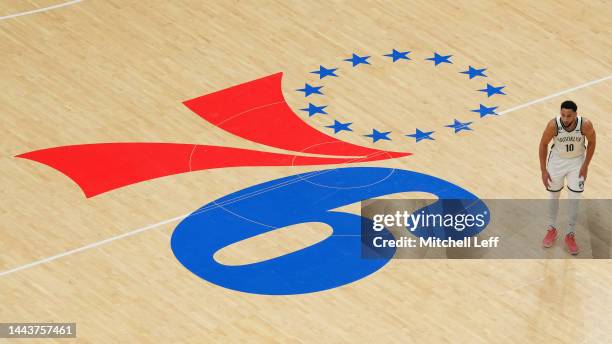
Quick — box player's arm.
[580,118,596,180]
[538,120,556,188]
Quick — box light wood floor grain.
[1,1,611,342]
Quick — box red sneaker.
[542,227,557,248]
[565,232,579,255]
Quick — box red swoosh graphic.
[184,72,405,158]
[16,73,409,197]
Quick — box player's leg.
[543,156,564,247]
[564,159,584,255]
[564,190,580,255]
[543,189,561,247]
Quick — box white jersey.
[551,116,585,159]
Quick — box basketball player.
[538,100,596,255]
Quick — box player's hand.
[579,165,588,181]
[541,170,552,188]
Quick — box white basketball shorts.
[546,152,585,193]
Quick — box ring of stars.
[297,50,507,143]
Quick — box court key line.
[1,73,610,278]
[0,0,82,21]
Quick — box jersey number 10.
[566,144,574,152]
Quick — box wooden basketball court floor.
[1,0,611,342]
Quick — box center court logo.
[16,48,508,294]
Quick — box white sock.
[567,190,581,234]
[548,191,560,230]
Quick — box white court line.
[0,215,187,277]
[1,73,610,278]
[498,74,612,115]
[0,0,82,21]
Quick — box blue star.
[425,52,452,66]
[471,104,498,118]
[478,83,506,97]
[296,83,323,97]
[311,65,338,79]
[325,120,353,134]
[460,66,487,79]
[445,119,474,133]
[300,103,327,117]
[344,53,370,67]
[406,129,435,142]
[384,49,411,62]
[365,129,391,143]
